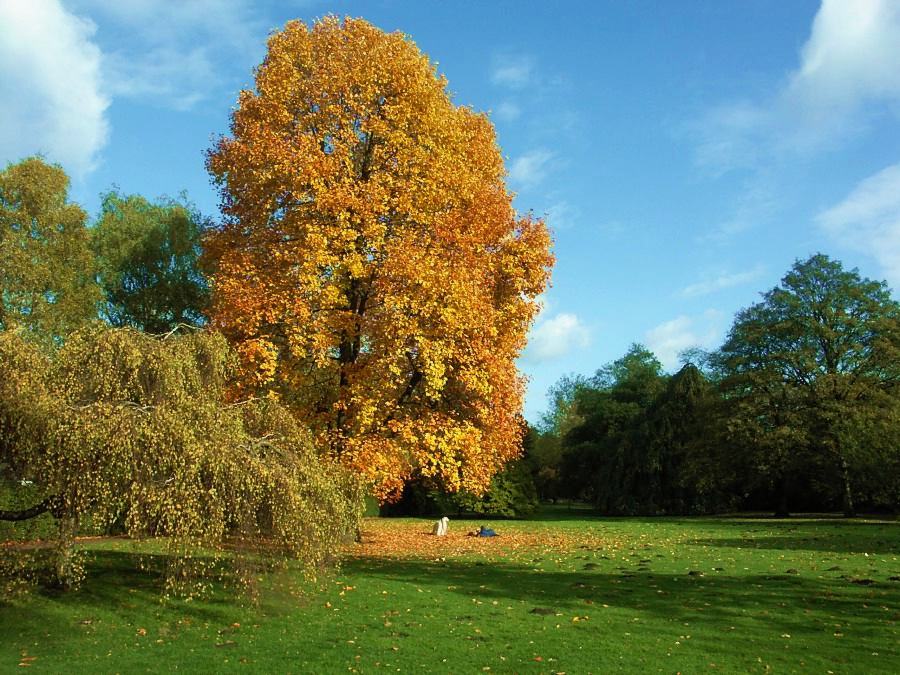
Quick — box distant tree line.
[527,255,900,517]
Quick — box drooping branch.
[0,495,60,521]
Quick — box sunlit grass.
[2,511,898,672]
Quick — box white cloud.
[700,180,781,243]
[790,0,900,113]
[491,54,534,89]
[0,0,109,176]
[544,199,580,230]
[817,162,900,288]
[680,265,765,298]
[493,101,521,122]
[525,312,591,362]
[692,102,770,174]
[70,0,268,110]
[693,0,900,173]
[645,312,722,371]
[508,149,554,188]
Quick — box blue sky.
[3,1,900,422]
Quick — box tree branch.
[0,495,60,522]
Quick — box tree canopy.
[0,158,99,340]
[715,254,900,515]
[0,326,361,592]
[536,265,900,517]
[560,344,671,512]
[205,17,553,501]
[92,191,210,333]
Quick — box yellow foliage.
[205,17,554,501]
[0,327,362,594]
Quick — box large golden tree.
[205,17,553,500]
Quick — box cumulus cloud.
[508,149,554,188]
[645,312,722,371]
[491,54,534,89]
[0,0,109,176]
[524,312,591,362]
[693,0,900,173]
[789,0,900,115]
[71,0,267,110]
[817,162,900,288]
[680,265,765,298]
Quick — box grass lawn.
[1,509,898,673]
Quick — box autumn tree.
[437,417,539,517]
[0,326,361,592]
[0,158,100,340]
[714,254,900,516]
[381,420,540,518]
[92,191,210,333]
[205,17,553,500]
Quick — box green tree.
[594,343,666,401]
[715,254,900,516]
[92,191,210,333]
[0,158,100,339]
[529,376,589,503]
[561,344,668,511]
[540,374,589,438]
[643,363,726,513]
[526,424,564,503]
[439,458,540,518]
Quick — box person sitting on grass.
[467,525,498,537]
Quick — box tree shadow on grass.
[593,516,896,527]
[688,534,900,554]
[58,549,237,610]
[347,556,900,646]
[0,548,260,646]
[582,516,900,554]
[682,519,900,554]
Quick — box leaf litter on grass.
[347,518,615,562]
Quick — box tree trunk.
[53,513,81,589]
[840,456,856,518]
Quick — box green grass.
[2,511,899,673]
